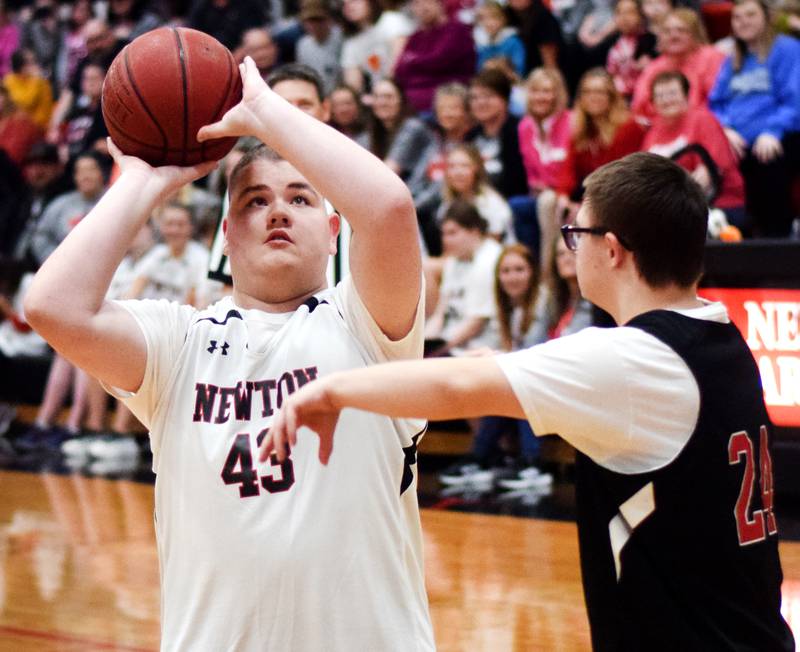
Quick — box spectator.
[709,0,800,237]
[234,28,279,80]
[641,0,672,40]
[558,68,647,202]
[475,1,526,76]
[187,0,267,51]
[296,0,343,94]
[3,48,53,129]
[0,84,42,165]
[438,243,553,490]
[19,0,60,82]
[127,203,210,306]
[107,0,163,42]
[425,200,503,354]
[421,82,472,185]
[575,0,617,70]
[54,0,92,91]
[481,54,527,117]
[0,2,19,77]
[55,61,108,162]
[632,8,725,117]
[393,0,476,114]
[604,0,658,99]
[30,150,107,266]
[645,71,746,229]
[505,0,562,72]
[364,77,436,192]
[467,68,528,198]
[48,19,125,142]
[437,142,514,242]
[7,142,69,263]
[327,84,367,139]
[339,0,394,93]
[517,66,572,275]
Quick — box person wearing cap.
[297,0,343,95]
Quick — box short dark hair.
[228,144,284,198]
[266,64,325,103]
[442,199,489,235]
[583,152,708,288]
[470,68,511,102]
[651,70,690,99]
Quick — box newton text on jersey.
[193,366,319,424]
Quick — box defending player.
[24,57,434,650]
[263,153,794,651]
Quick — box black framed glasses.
[560,224,632,252]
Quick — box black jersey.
[576,310,794,652]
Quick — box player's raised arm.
[260,356,524,464]
[198,57,421,340]
[24,142,217,392]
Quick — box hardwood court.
[0,469,798,651]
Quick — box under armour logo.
[207,340,230,355]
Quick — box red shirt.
[557,117,648,196]
[643,108,745,209]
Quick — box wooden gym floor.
[0,468,799,651]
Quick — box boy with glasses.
[264,152,794,651]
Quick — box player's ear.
[328,212,340,255]
[604,232,627,269]
[222,217,230,256]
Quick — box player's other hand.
[106,138,217,196]
[259,378,342,466]
[197,56,269,143]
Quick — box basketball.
[101,27,242,167]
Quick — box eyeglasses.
[560,224,632,251]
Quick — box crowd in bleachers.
[0,0,799,478]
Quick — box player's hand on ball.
[107,138,218,194]
[197,56,270,143]
[259,379,341,466]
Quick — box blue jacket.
[475,27,527,76]
[709,35,800,144]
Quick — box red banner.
[699,288,800,427]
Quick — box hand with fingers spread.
[197,56,272,144]
[259,378,342,465]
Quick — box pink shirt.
[631,45,725,119]
[518,109,572,191]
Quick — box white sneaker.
[438,462,495,486]
[61,435,102,457]
[87,436,140,459]
[498,466,553,490]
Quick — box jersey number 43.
[221,428,295,498]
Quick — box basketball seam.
[103,110,211,152]
[122,48,169,163]
[203,49,237,161]
[174,28,190,167]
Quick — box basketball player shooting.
[24,56,435,650]
[262,153,795,651]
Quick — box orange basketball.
[102,27,242,167]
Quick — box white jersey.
[112,276,434,652]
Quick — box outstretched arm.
[198,57,421,341]
[259,356,524,464]
[24,142,217,392]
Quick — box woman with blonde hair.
[517,66,571,276]
[556,68,646,203]
[632,8,726,117]
[437,142,514,242]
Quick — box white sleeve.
[105,299,196,429]
[332,274,425,363]
[495,326,700,474]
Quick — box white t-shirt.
[340,23,395,90]
[111,276,433,652]
[497,301,730,474]
[439,238,502,350]
[133,240,210,303]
